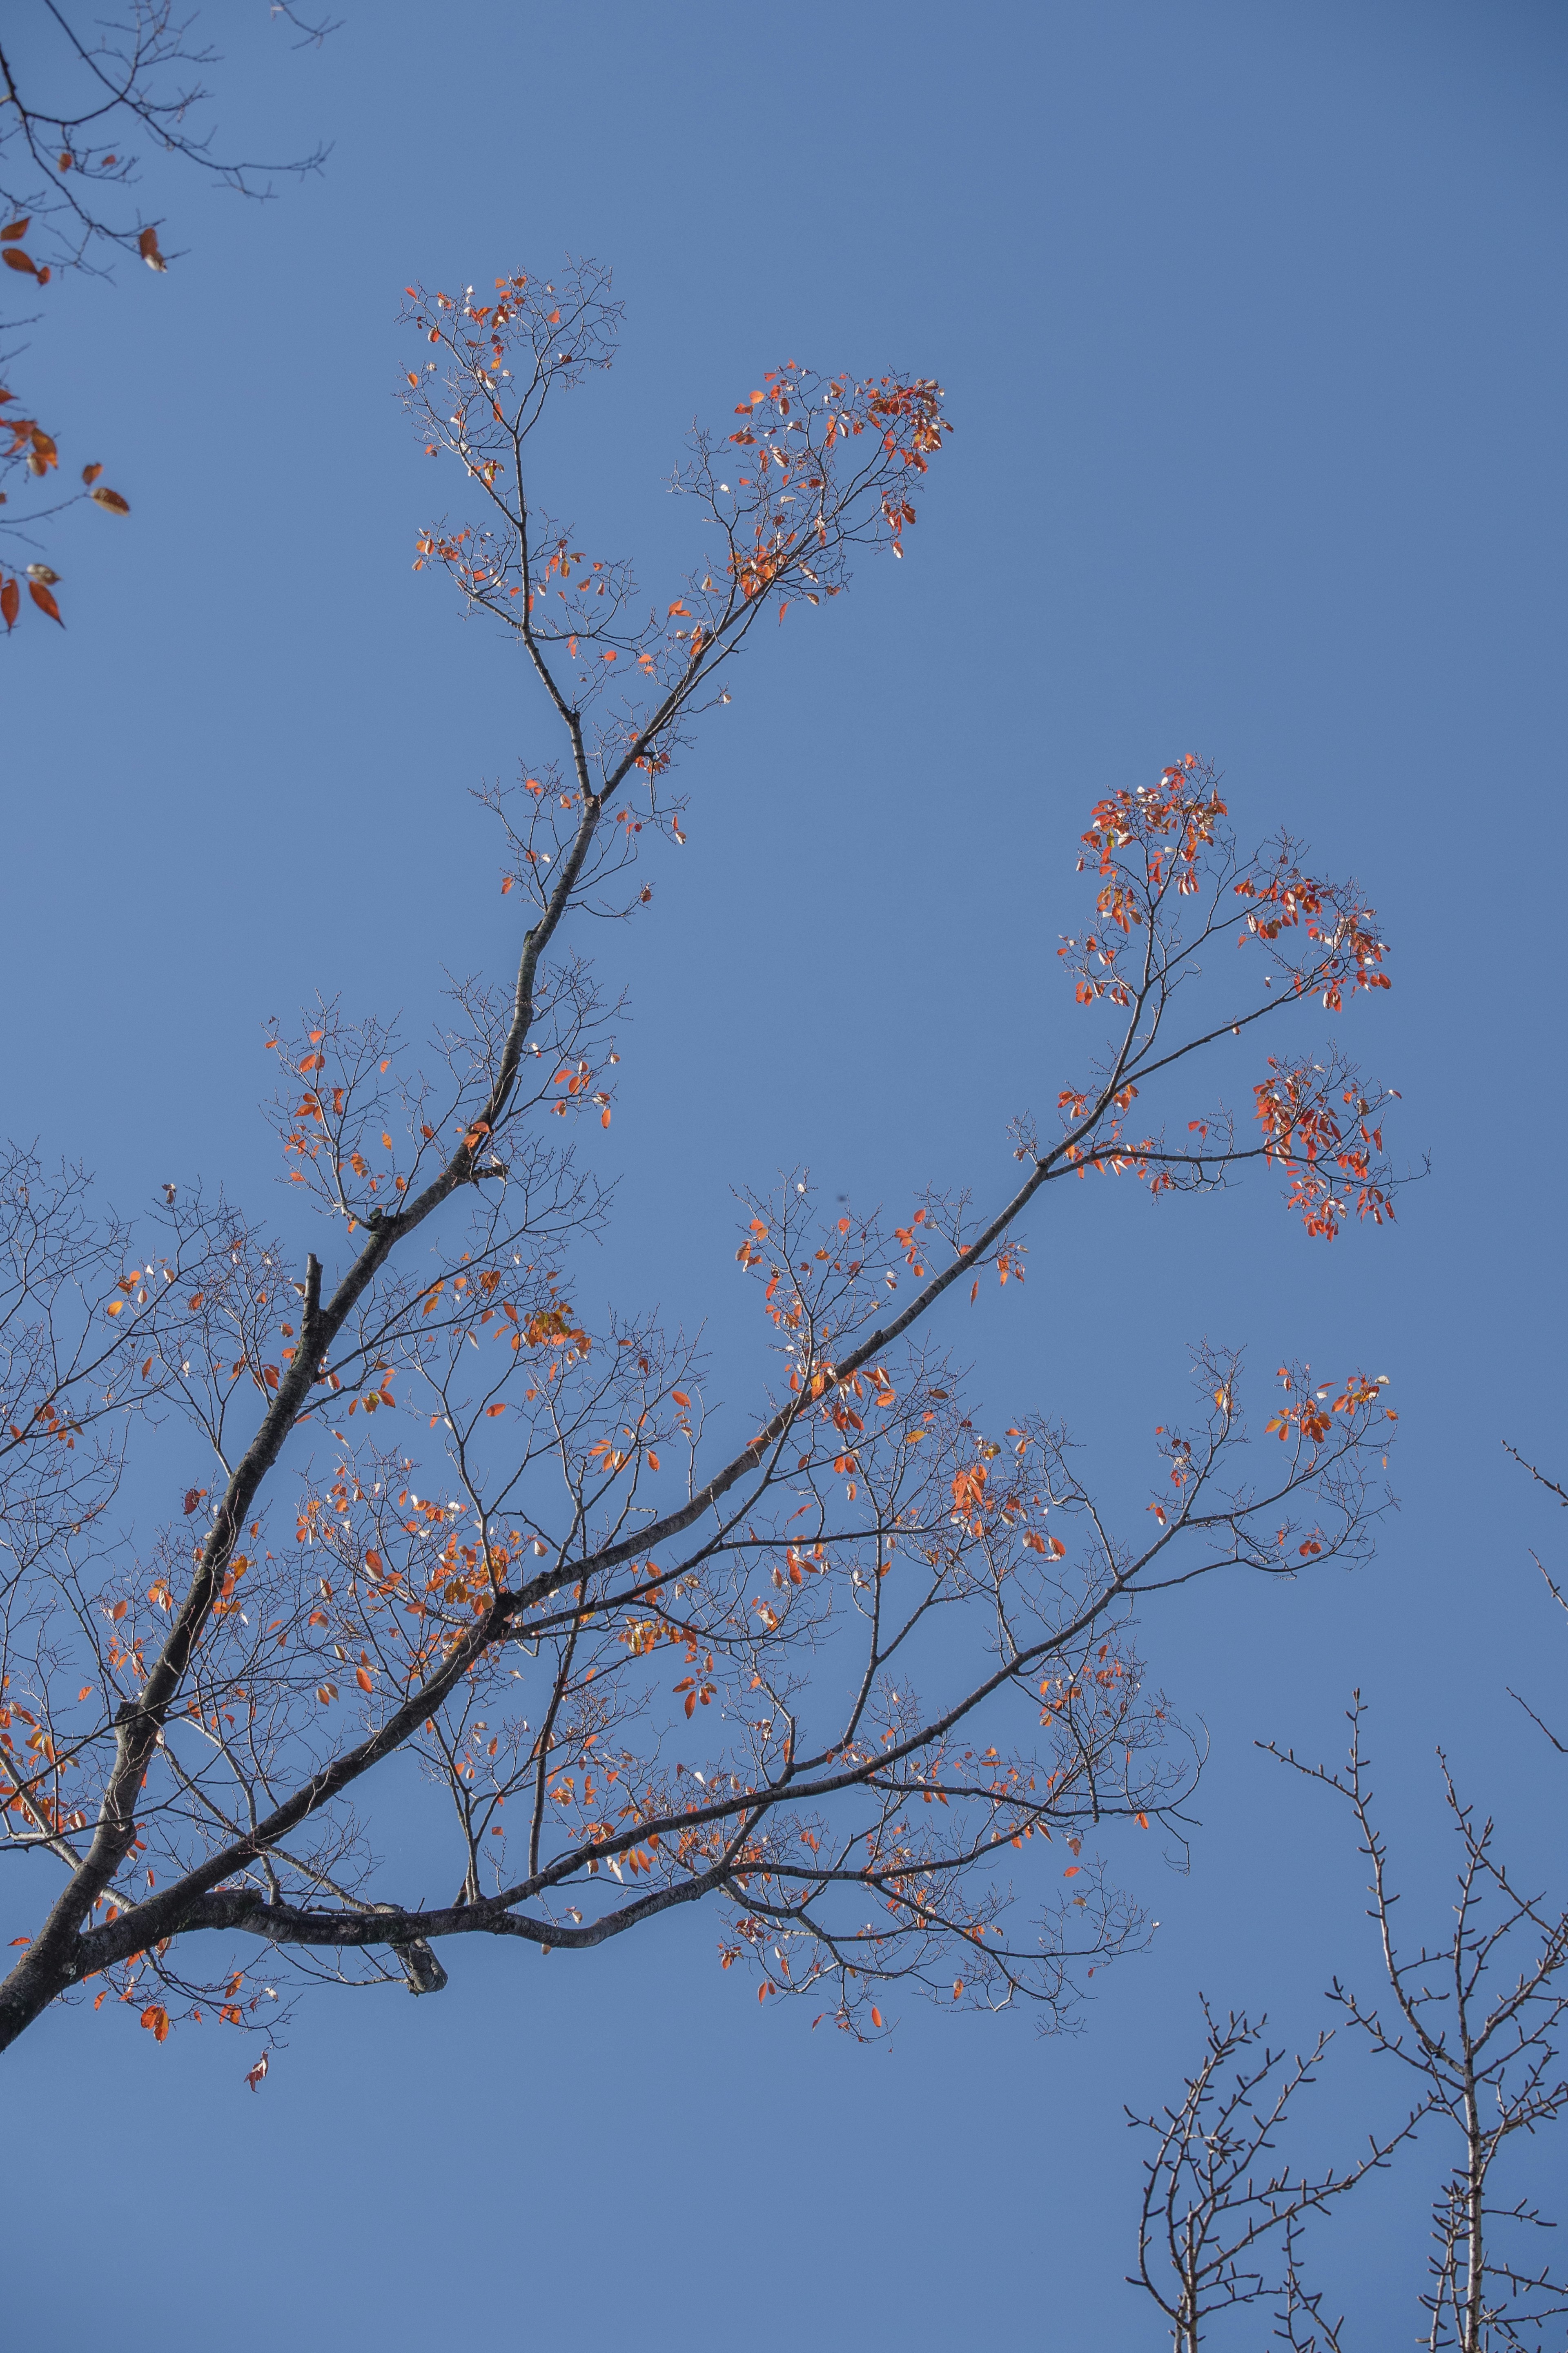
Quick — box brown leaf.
[0,579,17,632]
[0,219,28,241]
[138,226,167,272]
[1,249,38,277]
[90,486,130,516]
[81,463,102,485]
[27,580,62,625]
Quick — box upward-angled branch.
[0,257,1402,2072]
[1255,1694,1568,2350]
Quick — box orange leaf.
[28,580,62,625]
[81,463,102,484]
[140,2004,170,2042]
[871,2006,884,2029]
[486,1402,507,1417]
[356,1666,373,1692]
[1,248,38,277]
[672,1390,691,1408]
[0,219,29,241]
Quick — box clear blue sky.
[4,3,1566,2344]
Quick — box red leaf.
[28,580,62,625]
[0,578,17,631]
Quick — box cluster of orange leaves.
[2,216,131,633]
[1254,1070,1394,1238]
[726,361,949,604]
[1265,1370,1394,1447]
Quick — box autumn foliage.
[0,2,326,635]
[0,259,1402,2073]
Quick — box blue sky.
[4,3,1566,2344]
